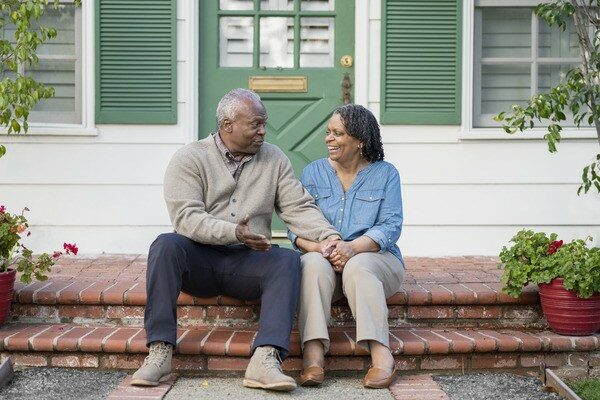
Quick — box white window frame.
[1,0,96,137]
[461,0,597,139]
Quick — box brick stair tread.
[1,323,597,357]
[12,255,538,307]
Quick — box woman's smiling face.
[325,113,363,164]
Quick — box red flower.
[52,251,62,259]
[63,243,78,255]
[0,205,5,213]
[547,240,564,255]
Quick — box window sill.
[460,127,598,140]
[0,125,98,138]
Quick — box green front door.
[199,0,355,233]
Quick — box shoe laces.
[144,342,171,368]
[261,348,283,373]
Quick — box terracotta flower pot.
[0,268,16,326]
[538,278,600,336]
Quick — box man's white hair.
[216,88,263,129]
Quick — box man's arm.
[163,148,239,245]
[274,155,339,242]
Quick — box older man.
[131,89,339,392]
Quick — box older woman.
[289,104,404,389]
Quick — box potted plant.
[500,229,600,335]
[0,204,78,325]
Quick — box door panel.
[199,0,355,232]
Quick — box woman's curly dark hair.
[333,104,384,162]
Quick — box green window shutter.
[381,0,462,125]
[96,0,177,124]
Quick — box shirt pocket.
[354,189,385,226]
[305,185,333,207]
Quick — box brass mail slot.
[248,76,307,93]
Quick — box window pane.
[481,64,530,114]
[301,0,334,11]
[300,17,334,67]
[482,8,531,58]
[32,5,76,56]
[26,60,76,112]
[260,0,293,11]
[538,64,577,91]
[260,17,293,68]
[539,18,579,58]
[220,0,253,10]
[220,17,254,67]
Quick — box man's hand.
[327,241,356,272]
[318,236,341,257]
[235,216,271,251]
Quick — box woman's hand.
[319,235,341,257]
[327,241,356,272]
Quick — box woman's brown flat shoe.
[298,365,325,386]
[363,365,399,389]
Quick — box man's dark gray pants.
[144,232,301,358]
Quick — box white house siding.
[0,0,598,256]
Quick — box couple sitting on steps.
[130,88,405,392]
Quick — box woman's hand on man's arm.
[327,236,380,271]
[295,235,341,256]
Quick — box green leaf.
[0,145,5,158]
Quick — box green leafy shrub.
[500,229,600,298]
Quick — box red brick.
[432,331,475,353]
[471,354,518,369]
[407,306,454,319]
[106,305,144,320]
[33,280,75,304]
[123,283,146,305]
[573,336,598,351]
[504,331,543,352]
[479,331,521,352]
[289,331,301,357]
[79,327,119,352]
[567,353,589,367]
[391,330,426,355]
[441,284,478,304]
[128,329,147,353]
[176,306,203,321]
[4,325,51,351]
[388,306,405,319]
[176,292,196,305]
[328,329,353,356]
[535,332,575,351]
[79,281,116,304]
[421,355,465,370]
[102,281,138,305]
[171,355,205,371]
[281,357,303,371]
[101,354,146,369]
[420,284,454,304]
[342,330,371,356]
[217,296,246,306]
[108,374,177,400]
[205,306,255,320]
[404,284,431,305]
[455,331,498,352]
[411,330,450,354]
[51,354,99,368]
[387,291,408,305]
[103,327,141,353]
[394,356,419,371]
[57,280,96,304]
[10,304,57,319]
[177,329,211,355]
[457,306,501,319]
[29,325,72,351]
[11,353,48,367]
[202,329,234,355]
[590,353,600,367]
[207,357,249,371]
[462,283,498,304]
[502,307,542,319]
[520,353,568,368]
[54,326,95,351]
[58,305,105,319]
[227,331,255,356]
[389,332,404,354]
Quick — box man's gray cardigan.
[163,136,338,245]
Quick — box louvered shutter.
[381,0,462,125]
[96,0,177,124]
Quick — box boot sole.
[131,374,171,387]
[243,378,297,392]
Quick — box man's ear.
[222,118,233,133]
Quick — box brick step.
[1,323,598,375]
[9,254,545,329]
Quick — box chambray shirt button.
[338,220,341,223]
[340,208,343,211]
[369,196,373,200]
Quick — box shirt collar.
[213,132,236,161]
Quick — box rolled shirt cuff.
[364,228,389,253]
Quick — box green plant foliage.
[494,0,600,195]
[568,378,600,400]
[500,229,600,298]
[0,0,81,159]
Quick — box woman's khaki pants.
[298,251,405,354]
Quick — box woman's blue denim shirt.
[288,158,403,265]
